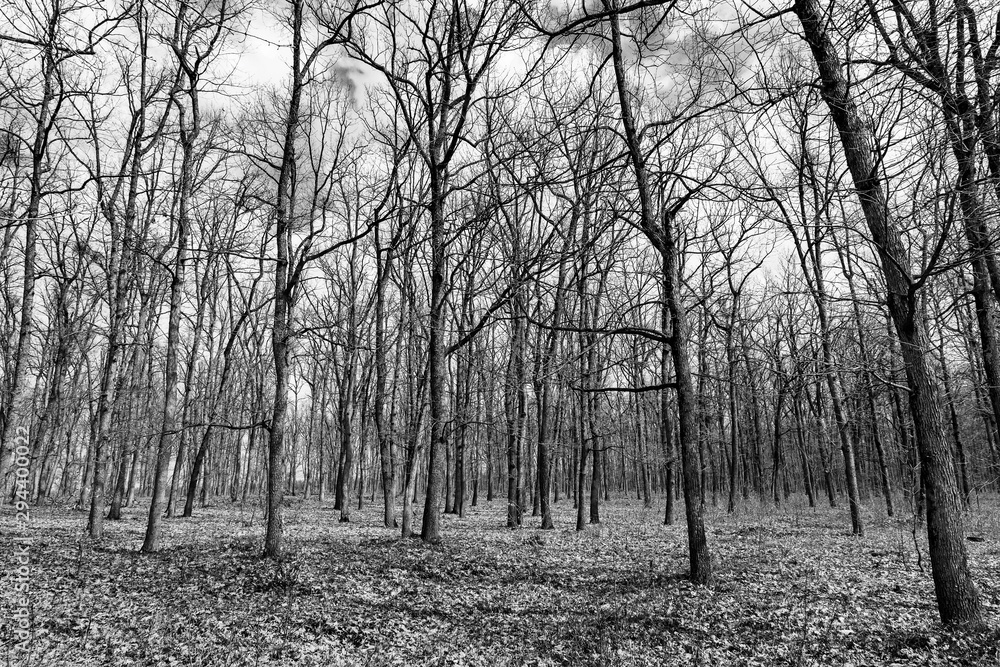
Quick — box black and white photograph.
[1,0,998,664]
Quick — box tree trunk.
[793,0,982,624]
[605,4,712,583]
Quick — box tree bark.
[793,0,982,624]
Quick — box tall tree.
[790,0,983,626]
[143,0,242,553]
[335,0,526,543]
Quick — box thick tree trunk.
[665,248,713,585]
[421,168,448,543]
[794,0,982,624]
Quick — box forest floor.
[2,494,999,667]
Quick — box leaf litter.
[1,496,998,666]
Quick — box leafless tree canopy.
[2,0,998,656]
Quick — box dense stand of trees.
[2,0,998,626]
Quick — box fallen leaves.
[0,497,998,666]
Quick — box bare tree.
[332,0,526,543]
[142,0,245,553]
[790,0,983,626]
